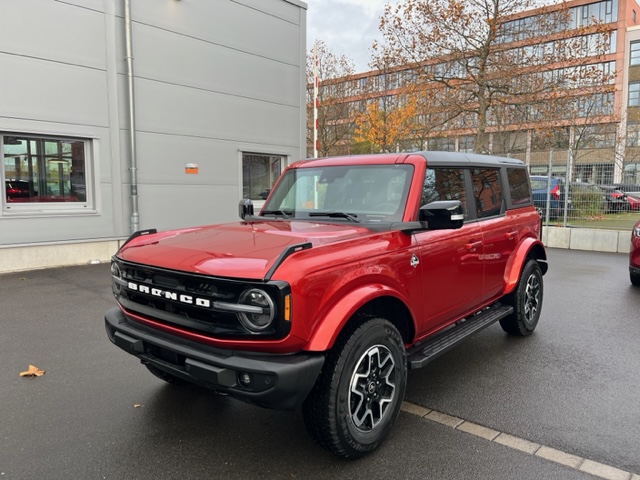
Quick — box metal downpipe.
[124,0,139,233]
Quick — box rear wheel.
[631,271,640,286]
[302,318,407,458]
[500,260,543,336]
[145,364,189,386]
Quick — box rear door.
[469,167,514,300]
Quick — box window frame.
[241,151,286,203]
[629,82,640,107]
[1,132,95,215]
[631,40,640,66]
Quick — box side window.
[506,168,532,207]
[470,168,503,218]
[242,152,284,201]
[421,167,468,219]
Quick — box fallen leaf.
[19,365,45,377]
[133,404,142,408]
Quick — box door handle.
[505,231,518,240]
[465,241,482,251]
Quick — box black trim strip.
[264,242,312,281]
[120,228,158,250]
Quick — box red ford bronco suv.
[105,151,547,458]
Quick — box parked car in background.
[600,186,631,212]
[630,218,640,286]
[531,176,567,218]
[614,184,640,197]
[5,180,36,200]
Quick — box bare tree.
[306,40,357,157]
[378,0,612,153]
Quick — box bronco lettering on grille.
[126,281,212,307]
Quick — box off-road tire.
[145,364,189,386]
[302,318,407,458]
[500,259,543,336]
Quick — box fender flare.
[503,237,547,295]
[304,284,412,352]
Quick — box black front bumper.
[104,307,324,410]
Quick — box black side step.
[406,303,514,369]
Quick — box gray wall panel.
[133,79,300,147]
[0,190,116,245]
[0,54,109,127]
[0,0,106,69]
[132,0,301,66]
[134,132,240,185]
[133,24,301,107]
[60,0,106,12]
[233,0,306,24]
[136,184,241,230]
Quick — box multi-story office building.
[311,0,640,186]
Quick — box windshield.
[261,164,413,222]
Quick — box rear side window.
[507,168,531,207]
[470,168,503,218]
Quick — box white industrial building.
[0,0,307,273]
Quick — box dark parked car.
[630,218,640,286]
[614,184,640,211]
[531,175,567,218]
[5,180,36,200]
[600,186,630,212]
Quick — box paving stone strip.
[401,401,638,480]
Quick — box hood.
[117,220,374,279]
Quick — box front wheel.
[500,260,544,336]
[631,271,640,286]
[302,318,407,458]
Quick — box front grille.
[113,259,289,339]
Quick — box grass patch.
[545,211,640,230]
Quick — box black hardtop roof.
[293,151,525,169]
[418,151,525,167]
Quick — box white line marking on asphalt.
[401,401,637,480]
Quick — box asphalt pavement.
[0,249,639,479]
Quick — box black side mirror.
[239,198,254,220]
[419,200,464,230]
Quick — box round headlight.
[111,262,122,297]
[237,289,275,332]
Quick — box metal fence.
[508,148,640,230]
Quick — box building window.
[632,40,640,64]
[629,82,640,106]
[627,122,640,146]
[631,41,640,66]
[2,133,91,211]
[242,152,284,201]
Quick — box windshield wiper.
[260,209,293,219]
[308,212,359,223]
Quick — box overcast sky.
[305,0,401,73]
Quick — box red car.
[105,152,547,457]
[631,218,640,286]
